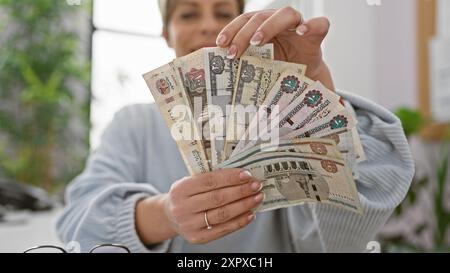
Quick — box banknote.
[232,74,339,156]
[342,99,366,163]
[203,45,273,166]
[143,63,210,174]
[223,129,359,179]
[223,151,362,214]
[143,44,366,214]
[284,109,357,140]
[217,138,344,169]
[230,70,315,156]
[173,49,212,168]
[223,56,307,160]
[322,130,358,178]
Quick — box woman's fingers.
[187,211,256,244]
[204,192,263,226]
[221,12,273,58]
[217,7,329,60]
[184,191,263,230]
[218,7,303,58]
[248,7,303,47]
[216,11,258,47]
[216,10,275,48]
[172,168,253,197]
[187,180,263,213]
[297,16,330,44]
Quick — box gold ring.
[204,211,212,230]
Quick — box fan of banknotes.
[143,44,366,214]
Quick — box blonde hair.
[159,0,245,28]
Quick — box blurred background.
[0,0,449,253]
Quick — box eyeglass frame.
[24,243,131,253]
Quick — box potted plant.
[0,0,91,195]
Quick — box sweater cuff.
[116,193,173,253]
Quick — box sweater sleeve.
[55,105,172,253]
[293,91,415,252]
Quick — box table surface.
[0,208,62,253]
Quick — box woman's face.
[164,0,240,57]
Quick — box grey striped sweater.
[56,90,414,252]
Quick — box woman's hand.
[216,7,335,90]
[136,169,263,245]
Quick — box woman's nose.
[199,16,222,37]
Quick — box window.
[91,0,174,149]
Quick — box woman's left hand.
[216,6,334,90]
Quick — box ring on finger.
[204,211,213,230]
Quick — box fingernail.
[216,34,227,46]
[254,192,264,202]
[226,45,237,59]
[251,181,262,191]
[239,170,252,180]
[296,25,308,36]
[250,31,264,46]
[248,214,255,221]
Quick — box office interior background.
[0,0,449,252]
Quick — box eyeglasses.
[24,244,131,253]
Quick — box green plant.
[0,0,91,192]
[434,143,449,249]
[380,107,450,252]
[394,108,426,138]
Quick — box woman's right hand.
[164,169,263,244]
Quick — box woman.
[56,0,414,253]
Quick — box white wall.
[322,0,378,102]
[376,0,417,110]
[322,0,417,110]
[247,0,418,111]
[437,0,450,37]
